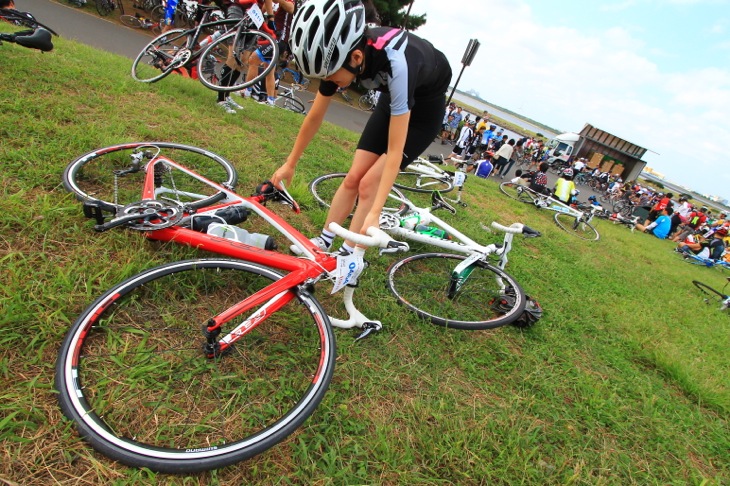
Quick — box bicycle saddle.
[14,28,53,52]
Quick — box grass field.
[1,27,729,485]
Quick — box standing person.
[497,137,524,178]
[669,196,692,236]
[237,0,296,106]
[491,138,514,177]
[445,120,475,161]
[271,0,452,255]
[214,0,275,113]
[160,0,179,33]
[441,106,462,144]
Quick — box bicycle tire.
[131,28,189,83]
[274,93,306,114]
[387,252,527,330]
[56,259,335,473]
[499,182,534,204]
[692,280,729,307]
[95,0,113,16]
[394,171,454,194]
[120,14,144,28]
[554,212,600,241]
[62,142,238,211]
[197,29,278,92]
[309,173,407,215]
[150,4,164,22]
[358,94,374,111]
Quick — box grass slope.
[1,27,728,485]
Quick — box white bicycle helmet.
[290,0,365,78]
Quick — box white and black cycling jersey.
[319,27,451,115]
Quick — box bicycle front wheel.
[198,29,277,92]
[62,142,238,211]
[120,14,144,28]
[56,259,336,474]
[358,94,374,111]
[692,280,729,307]
[554,212,600,241]
[395,171,454,194]
[309,172,407,215]
[499,182,534,203]
[387,253,527,330]
[274,93,306,114]
[131,28,189,83]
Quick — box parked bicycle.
[0,9,55,52]
[358,89,379,111]
[500,181,601,241]
[276,58,310,89]
[274,84,307,114]
[308,182,541,329]
[57,141,411,473]
[95,0,124,16]
[693,278,730,312]
[151,0,202,30]
[0,8,58,35]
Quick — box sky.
[408,0,730,201]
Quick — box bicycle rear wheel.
[387,253,527,330]
[692,280,729,306]
[120,14,144,28]
[274,93,306,114]
[499,182,534,203]
[131,29,189,83]
[56,259,335,473]
[554,212,600,241]
[395,171,454,194]
[62,142,238,211]
[198,29,277,92]
[95,0,114,16]
[309,173,407,215]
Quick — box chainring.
[118,200,183,231]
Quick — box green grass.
[1,26,729,485]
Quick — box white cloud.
[408,0,730,199]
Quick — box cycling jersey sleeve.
[318,80,338,97]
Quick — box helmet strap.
[342,62,363,75]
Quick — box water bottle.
[415,224,450,240]
[190,206,249,232]
[399,214,421,230]
[198,30,222,48]
[206,223,277,250]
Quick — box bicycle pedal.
[354,321,382,341]
[82,200,115,225]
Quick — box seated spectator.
[553,168,577,204]
[509,169,529,185]
[676,228,728,260]
[529,162,550,195]
[671,206,708,241]
[635,206,674,239]
[474,154,494,178]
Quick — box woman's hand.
[271,163,295,190]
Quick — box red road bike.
[55,142,407,473]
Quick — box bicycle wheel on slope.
[387,253,527,330]
[62,142,238,212]
[499,182,534,203]
[95,0,114,16]
[120,14,144,28]
[56,259,336,474]
[309,172,407,215]
[274,93,306,114]
[692,280,729,307]
[395,171,454,194]
[554,212,600,241]
[198,29,277,92]
[131,28,189,83]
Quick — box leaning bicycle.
[57,142,409,473]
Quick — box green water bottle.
[415,224,450,239]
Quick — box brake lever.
[378,240,410,256]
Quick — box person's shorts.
[163,0,179,25]
[357,93,446,169]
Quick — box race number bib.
[247,3,264,28]
[331,252,365,294]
